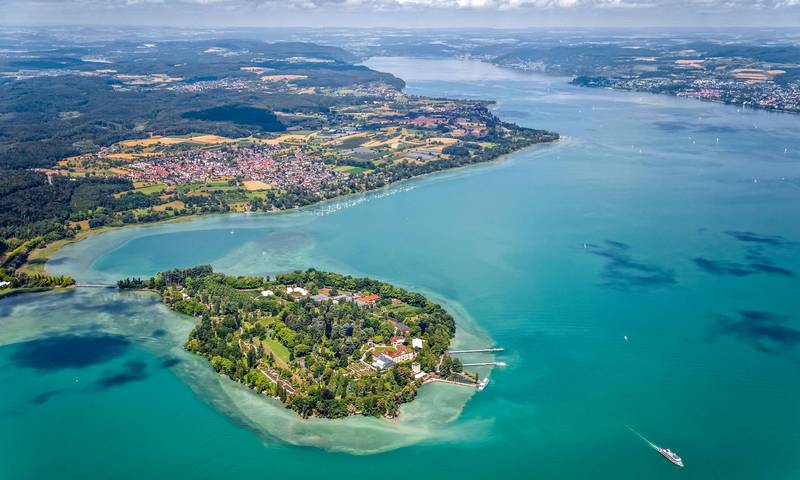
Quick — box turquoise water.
[3,57,800,478]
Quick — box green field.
[245,190,271,200]
[263,335,291,365]
[384,303,419,318]
[135,183,166,194]
[334,165,371,175]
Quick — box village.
[32,89,554,225]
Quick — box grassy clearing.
[262,336,291,366]
[245,190,271,200]
[135,183,166,195]
[153,200,185,212]
[334,165,370,175]
[384,303,419,318]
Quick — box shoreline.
[463,55,800,117]
[119,267,489,424]
[35,137,559,278]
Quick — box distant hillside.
[0,38,404,170]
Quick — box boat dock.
[447,347,504,354]
[462,361,506,367]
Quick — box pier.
[447,347,504,354]
[462,361,506,367]
[76,284,116,289]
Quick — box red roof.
[357,294,380,303]
[386,346,410,358]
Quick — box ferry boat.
[477,377,489,391]
[656,446,684,467]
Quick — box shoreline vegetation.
[1,123,557,298]
[0,133,553,300]
[118,266,481,419]
[0,39,557,297]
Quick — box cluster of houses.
[265,285,385,308]
[371,334,425,378]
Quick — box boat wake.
[626,425,658,450]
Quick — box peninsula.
[118,266,481,418]
[0,39,558,296]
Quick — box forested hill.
[0,38,403,170]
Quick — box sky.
[2,0,800,28]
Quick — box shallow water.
[2,57,800,478]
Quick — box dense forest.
[182,106,286,131]
[119,267,461,418]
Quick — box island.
[118,266,482,418]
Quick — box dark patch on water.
[152,329,167,338]
[95,359,148,390]
[694,257,794,277]
[749,263,794,276]
[44,256,68,266]
[32,389,65,405]
[588,240,676,290]
[710,310,800,354]
[698,125,739,134]
[160,356,181,368]
[653,121,688,132]
[725,230,789,247]
[694,230,796,277]
[71,298,145,317]
[604,240,630,250]
[694,257,757,277]
[10,333,130,371]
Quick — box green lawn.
[334,165,371,175]
[245,190,271,200]
[263,336,291,365]
[383,303,419,318]
[135,183,166,195]
[206,181,231,188]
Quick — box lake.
[2,57,799,479]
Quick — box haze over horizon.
[3,0,800,29]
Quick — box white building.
[0,281,11,288]
[260,289,274,297]
[286,286,308,296]
[372,354,394,370]
[411,338,423,349]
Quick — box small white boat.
[656,446,685,468]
